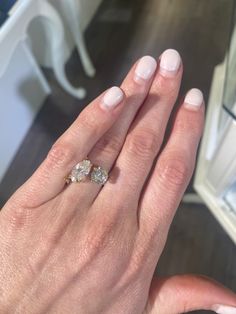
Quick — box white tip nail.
[102,86,124,110]
[184,88,204,109]
[212,305,236,314]
[134,56,157,82]
[160,49,181,76]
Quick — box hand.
[0,49,235,314]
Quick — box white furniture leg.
[61,0,96,77]
[38,1,86,99]
[1,0,88,99]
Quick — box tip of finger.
[101,86,125,111]
[159,48,182,77]
[184,88,204,111]
[134,56,158,83]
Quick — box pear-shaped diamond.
[69,159,92,182]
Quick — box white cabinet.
[194,18,236,244]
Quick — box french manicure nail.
[212,304,236,314]
[184,88,204,110]
[101,86,124,110]
[159,49,181,76]
[134,56,157,83]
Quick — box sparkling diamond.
[70,160,92,182]
[91,166,108,185]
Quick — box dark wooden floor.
[0,0,235,313]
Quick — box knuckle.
[153,76,178,98]
[78,111,99,135]
[175,116,203,136]
[47,142,76,169]
[126,245,151,281]
[4,205,34,232]
[130,250,145,275]
[158,156,190,186]
[85,215,117,256]
[126,129,160,159]
[94,134,122,157]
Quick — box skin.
[0,51,235,314]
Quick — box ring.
[65,159,109,186]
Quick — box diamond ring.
[66,159,109,186]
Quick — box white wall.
[0,42,50,182]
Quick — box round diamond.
[70,160,92,182]
[91,167,108,185]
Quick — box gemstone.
[69,159,92,182]
[90,166,108,185]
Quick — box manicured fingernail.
[212,304,236,314]
[159,49,181,76]
[134,56,157,83]
[184,88,204,110]
[101,86,124,110]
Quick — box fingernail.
[159,49,181,76]
[134,56,157,83]
[184,88,204,110]
[101,86,124,110]
[212,304,236,314]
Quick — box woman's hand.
[0,49,235,314]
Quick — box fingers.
[90,55,157,170]
[15,87,126,207]
[14,54,158,208]
[139,88,205,236]
[100,50,183,205]
[146,275,236,314]
[88,56,158,173]
[61,55,158,208]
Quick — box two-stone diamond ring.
[65,159,109,186]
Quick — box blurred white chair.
[61,0,96,79]
[0,0,95,99]
[0,0,96,181]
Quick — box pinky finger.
[140,88,205,236]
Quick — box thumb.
[146,274,236,314]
